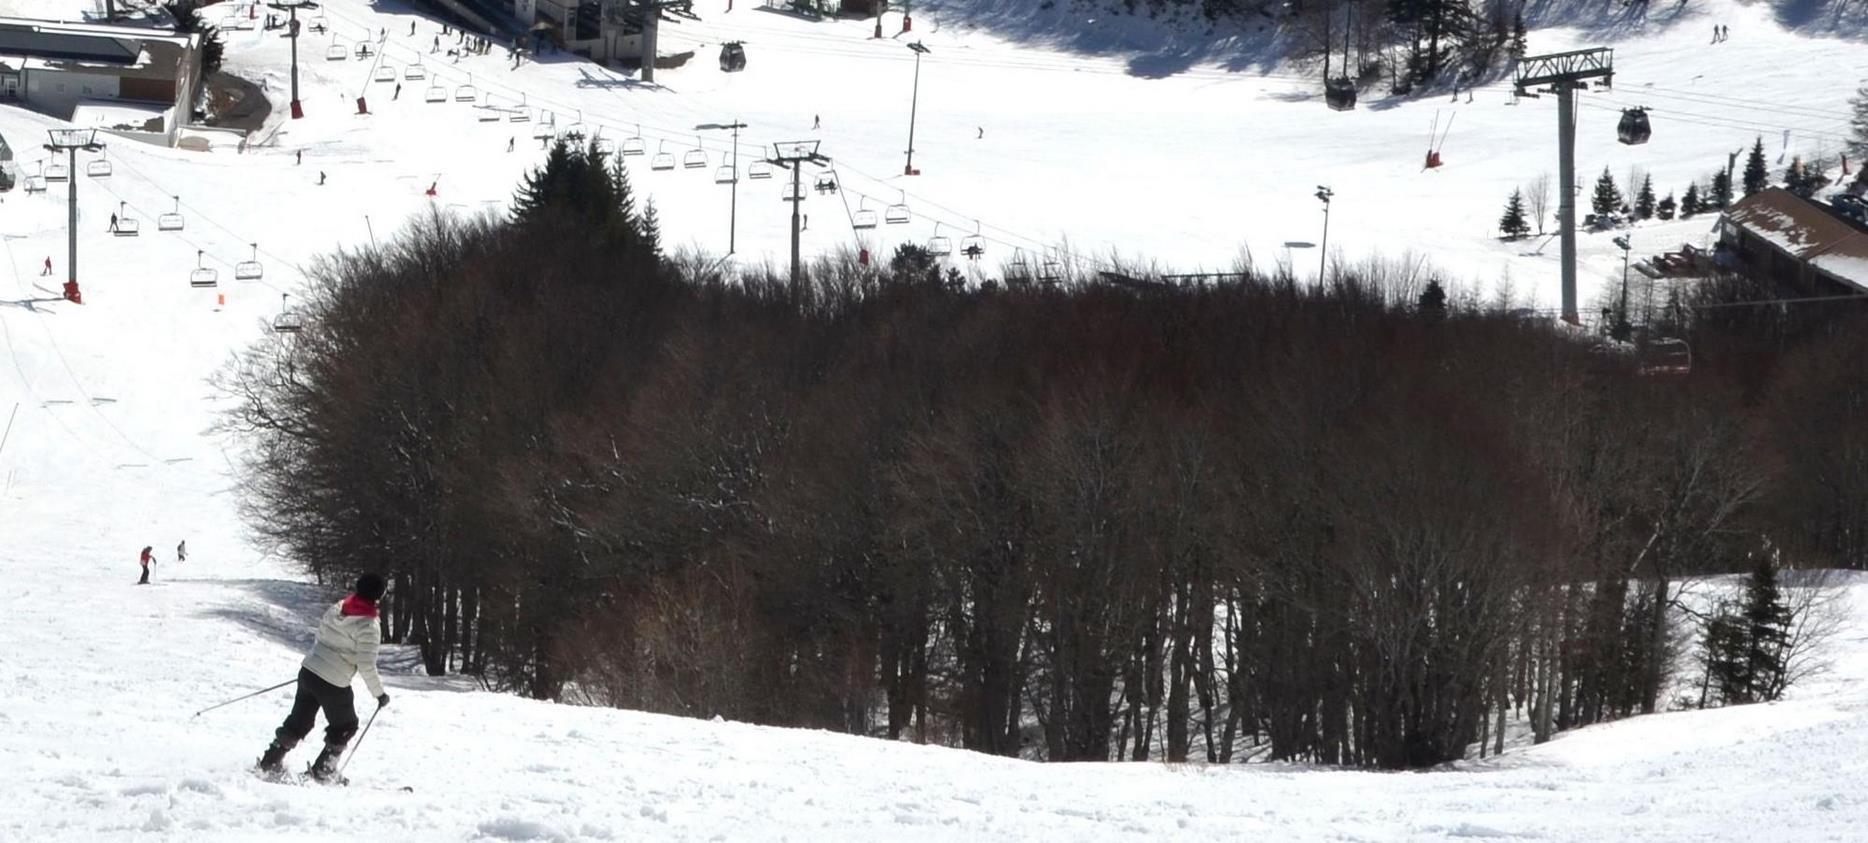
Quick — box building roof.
[0,17,192,76]
[1724,187,1868,290]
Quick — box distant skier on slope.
[136,546,155,585]
[256,572,391,783]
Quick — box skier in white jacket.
[257,572,391,781]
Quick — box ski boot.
[255,738,295,780]
[307,745,347,786]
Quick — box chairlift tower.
[769,140,830,286]
[43,129,101,298]
[631,0,693,84]
[269,0,320,119]
[1514,47,1613,325]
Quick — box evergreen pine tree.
[1849,83,1868,161]
[1656,192,1676,221]
[166,1,224,75]
[641,199,663,259]
[1499,188,1530,239]
[1742,136,1769,197]
[1710,168,1733,209]
[1510,12,1527,58]
[1633,174,1656,221]
[1740,554,1794,702]
[1418,278,1448,321]
[1591,166,1623,221]
[1681,183,1701,217]
[1782,157,1806,196]
[1703,604,1750,705]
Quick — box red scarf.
[341,594,379,618]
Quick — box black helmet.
[355,572,388,602]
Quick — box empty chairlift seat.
[375,64,397,82]
[235,244,263,281]
[747,160,772,179]
[650,141,675,171]
[851,202,877,230]
[45,162,68,182]
[325,42,347,60]
[884,202,910,225]
[404,63,426,80]
[714,164,736,184]
[455,84,477,102]
[190,251,218,288]
[157,196,184,231]
[86,157,112,178]
[683,146,707,169]
[425,85,447,103]
[620,135,645,156]
[24,175,45,193]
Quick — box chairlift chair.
[594,136,616,155]
[23,175,45,193]
[234,243,263,281]
[747,160,772,179]
[86,152,112,178]
[1325,77,1356,111]
[112,201,138,237]
[404,63,426,80]
[714,164,737,184]
[425,85,447,103]
[561,123,588,142]
[325,42,347,61]
[719,41,746,73]
[1617,107,1651,145]
[650,141,675,171]
[927,223,953,257]
[1039,258,1064,283]
[959,222,984,258]
[478,102,502,122]
[851,199,877,230]
[814,173,838,194]
[782,180,805,202]
[1005,256,1032,282]
[533,119,556,140]
[455,84,478,102]
[157,196,184,231]
[884,195,910,225]
[273,294,304,334]
[45,161,68,182]
[683,137,707,169]
[620,125,645,155]
[189,251,219,288]
[375,63,397,82]
[1636,337,1691,376]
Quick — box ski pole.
[337,704,382,778]
[192,678,297,718]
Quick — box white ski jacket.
[302,597,386,698]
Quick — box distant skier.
[813,114,820,130]
[296,150,303,165]
[318,171,326,186]
[507,136,515,152]
[425,180,437,197]
[394,83,402,100]
[108,213,118,233]
[176,540,187,562]
[977,127,984,139]
[41,256,52,275]
[257,573,390,783]
[409,20,416,36]
[432,35,439,53]
[137,546,155,585]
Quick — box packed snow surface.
[4,0,1868,838]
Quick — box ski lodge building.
[1717,188,1868,294]
[0,18,203,147]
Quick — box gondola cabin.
[720,41,747,73]
[1325,77,1356,111]
[1617,108,1651,145]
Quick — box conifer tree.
[1742,136,1768,197]
[1741,554,1794,702]
[641,199,663,259]
[1849,83,1868,160]
[1499,188,1530,239]
[1681,183,1701,218]
[1710,169,1733,209]
[1418,278,1448,321]
[1633,174,1656,220]
[1656,192,1676,221]
[1510,12,1527,58]
[1591,166,1623,220]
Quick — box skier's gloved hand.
[377,693,390,709]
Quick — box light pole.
[268,0,319,119]
[697,120,748,254]
[903,41,930,176]
[44,129,101,302]
[1612,234,1632,340]
[1314,186,1333,287]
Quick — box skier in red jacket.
[136,546,155,585]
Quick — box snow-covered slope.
[3,0,1868,838]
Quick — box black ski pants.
[277,667,359,750]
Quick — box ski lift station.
[0,18,206,148]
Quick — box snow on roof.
[1724,188,1868,290]
[70,96,167,130]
